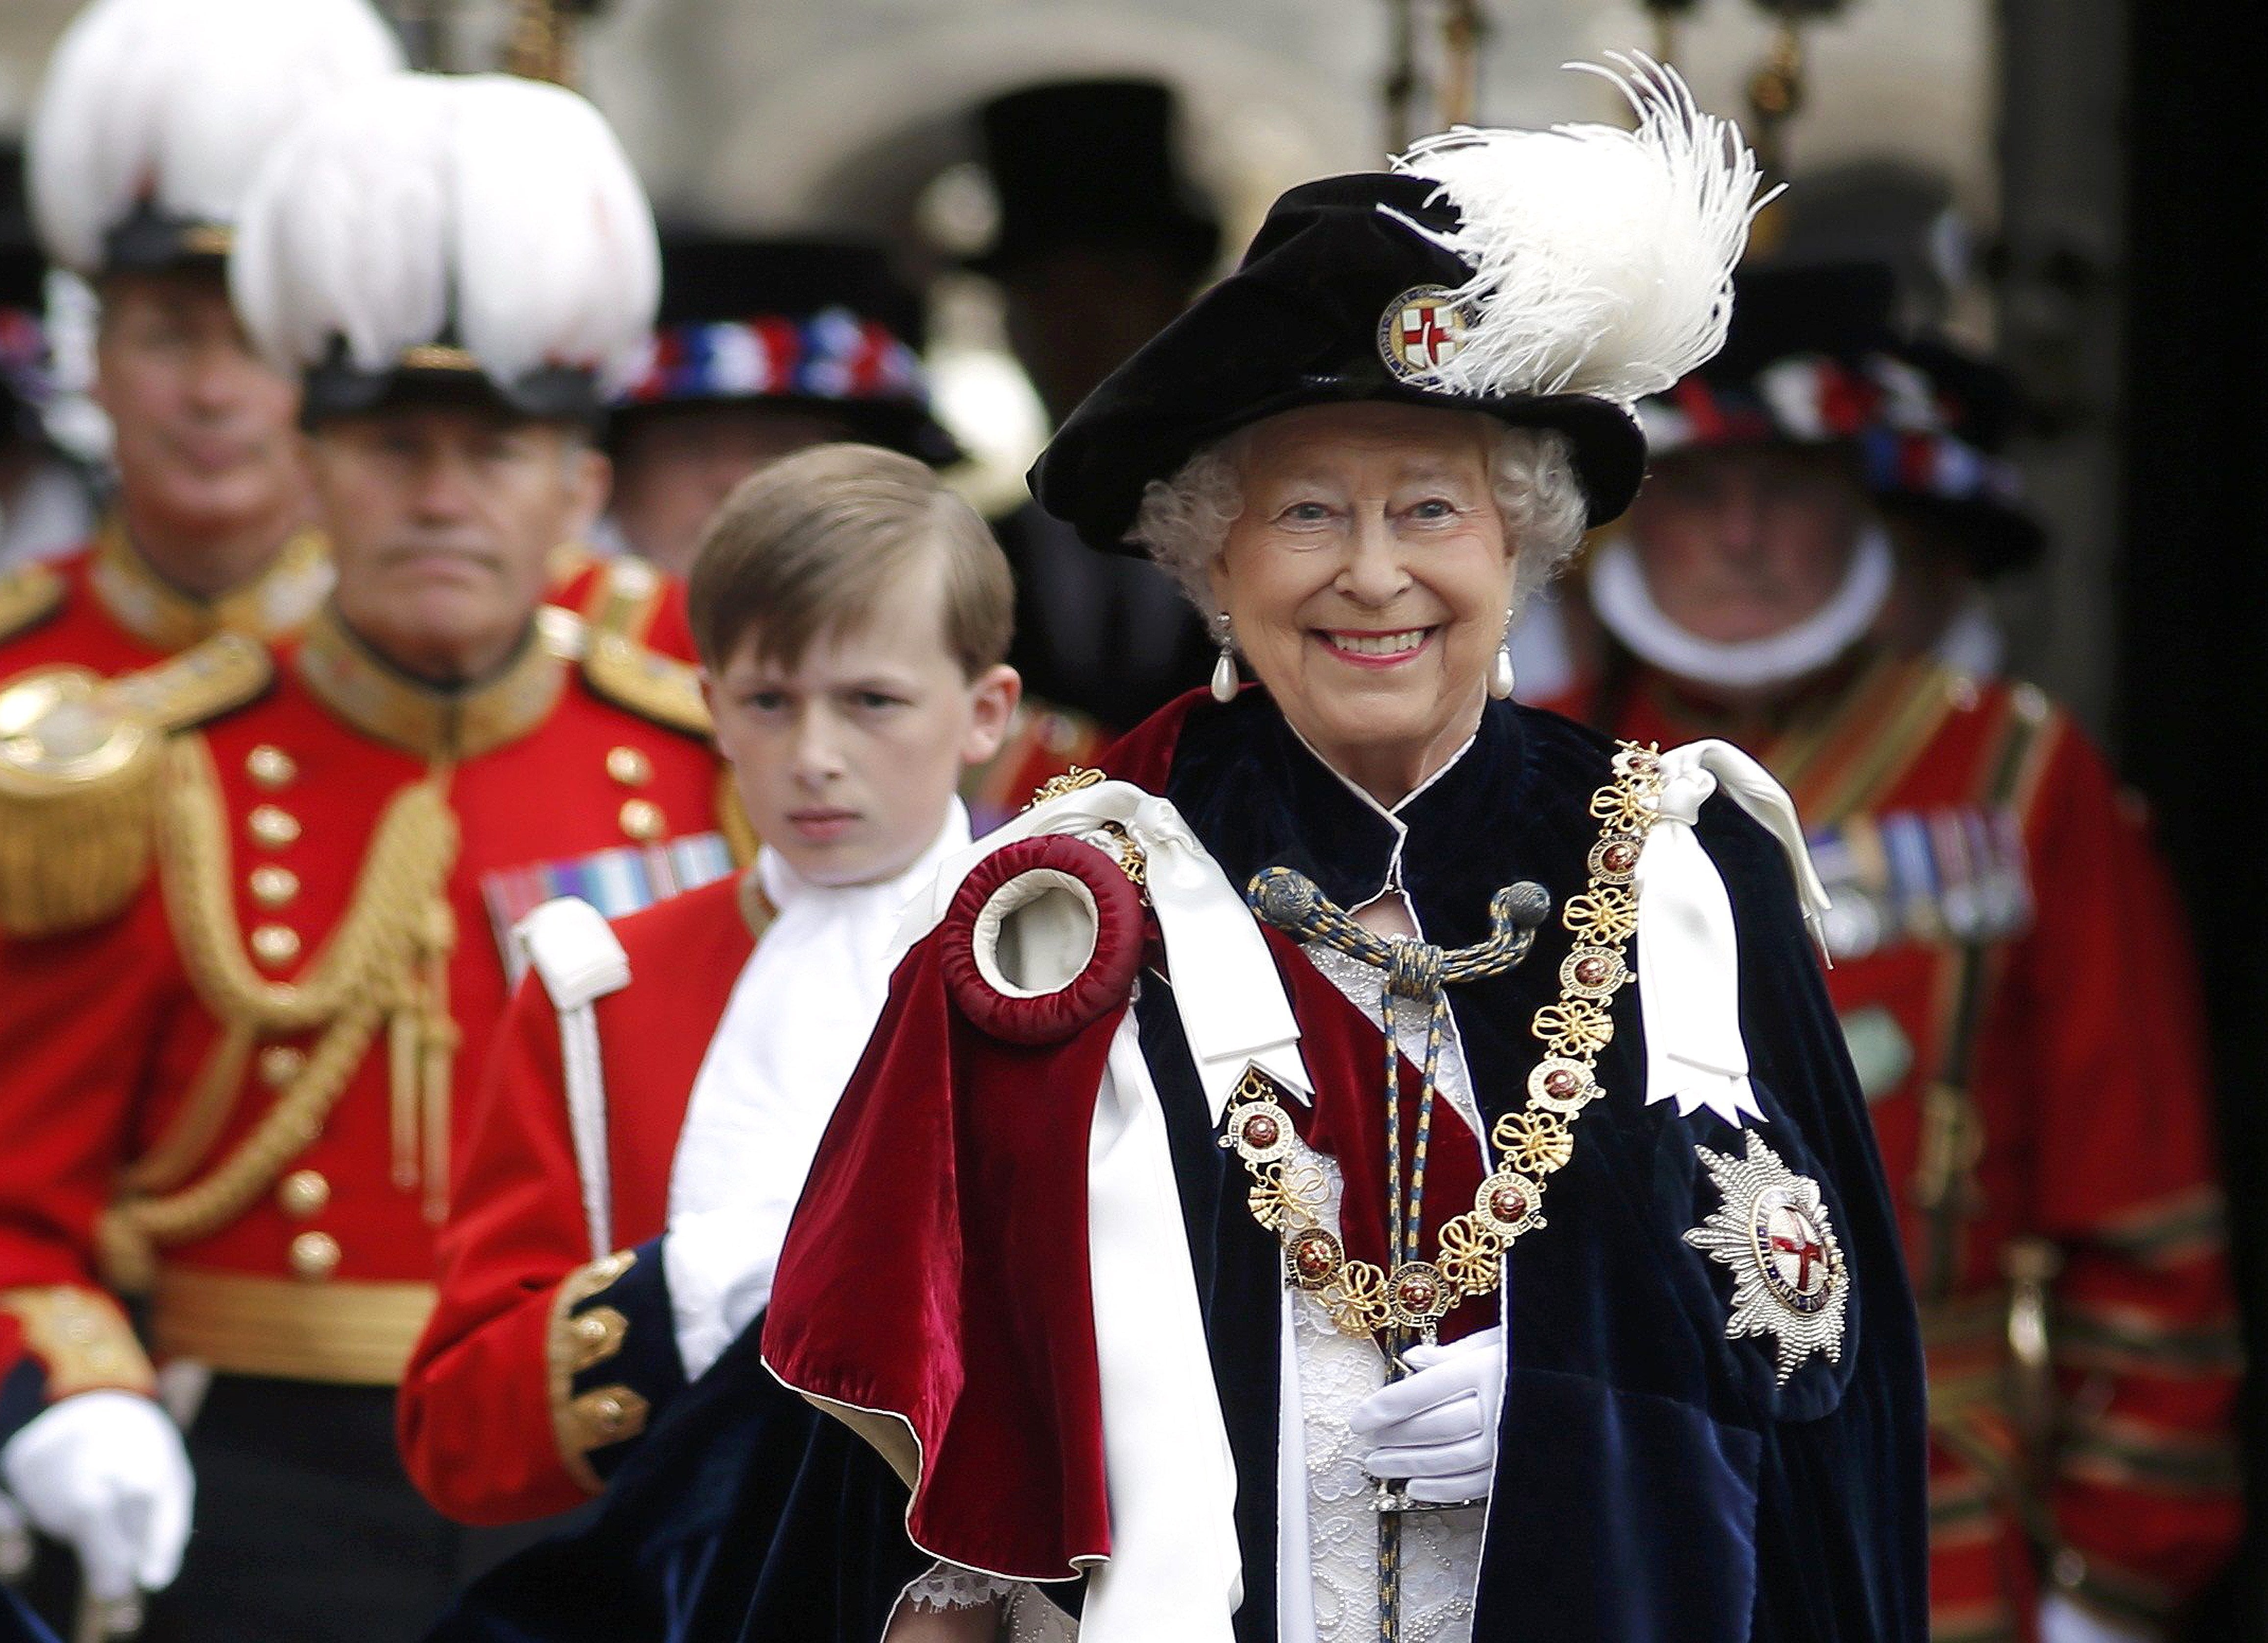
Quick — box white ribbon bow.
[897,780,1313,1117]
[1633,740,1832,1126]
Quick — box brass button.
[248,865,299,908]
[617,798,664,841]
[259,1044,307,1088]
[247,805,300,849]
[278,1170,330,1219]
[572,1313,611,1347]
[590,1392,626,1433]
[605,746,652,787]
[250,923,301,968]
[289,1230,340,1281]
[246,745,297,789]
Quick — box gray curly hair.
[1127,419,1590,619]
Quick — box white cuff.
[661,1211,778,1381]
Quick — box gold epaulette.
[579,555,664,644]
[0,561,65,644]
[583,629,710,738]
[0,633,272,938]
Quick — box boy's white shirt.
[663,800,972,1380]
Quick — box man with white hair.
[0,0,401,683]
[0,71,728,1642]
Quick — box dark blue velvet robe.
[1,1590,57,1643]
[1154,693,1928,1643]
[428,693,1925,1643]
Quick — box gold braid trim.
[99,1001,387,1293]
[96,738,461,1290]
[0,1286,156,1398]
[547,1250,642,1494]
[584,637,710,738]
[157,736,456,1031]
[117,1021,254,1196]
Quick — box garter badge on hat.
[1684,1131,1849,1383]
[1377,285,1469,382]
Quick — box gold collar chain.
[1224,742,1669,1342]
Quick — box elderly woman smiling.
[1139,401,1586,814]
[758,58,1929,1643]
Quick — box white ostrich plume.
[27,0,403,275]
[1384,54,1777,406]
[231,73,662,397]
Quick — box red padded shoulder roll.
[940,833,1147,1045]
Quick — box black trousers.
[138,1377,572,1643]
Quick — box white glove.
[2038,1595,2157,1643]
[0,1392,193,1602]
[1349,1323,1505,1504]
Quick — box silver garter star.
[1684,1131,1849,1384]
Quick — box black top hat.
[969,79,1220,279]
[1643,262,2043,574]
[613,234,961,467]
[1702,263,1898,382]
[2,144,44,313]
[0,245,40,315]
[1,151,49,446]
[1030,171,1647,555]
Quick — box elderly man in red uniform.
[0,70,729,1643]
[1549,265,2242,1643]
[0,0,400,680]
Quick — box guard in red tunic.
[1547,265,2242,1643]
[0,0,402,684]
[0,70,731,1643]
[401,440,1021,1536]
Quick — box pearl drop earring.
[1210,612,1238,704]
[1488,618,1516,701]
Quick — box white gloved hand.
[0,1391,193,1602]
[2038,1595,2158,1643]
[1349,1323,1505,1504]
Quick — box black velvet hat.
[969,79,1220,279]
[1029,172,1651,554]
[1031,59,1772,556]
[612,235,962,467]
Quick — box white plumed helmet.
[27,0,404,277]
[229,72,663,423]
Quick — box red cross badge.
[1684,1131,1849,1383]
[1377,284,1469,382]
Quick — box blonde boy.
[401,444,1018,1521]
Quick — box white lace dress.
[901,920,1491,1643]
